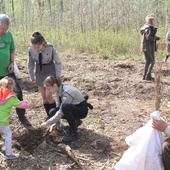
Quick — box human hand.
[48,123,56,132]
[8,63,14,73]
[152,118,168,132]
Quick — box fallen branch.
[46,143,65,156]
[75,156,89,161]
[58,143,85,169]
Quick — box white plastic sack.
[14,61,20,79]
[114,111,164,170]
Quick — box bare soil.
[0,54,170,170]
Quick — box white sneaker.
[5,153,19,160]
[0,152,19,160]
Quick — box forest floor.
[0,53,170,170]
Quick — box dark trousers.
[0,73,25,117]
[61,102,88,130]
[144,51,155,76]
[162,138,170,170]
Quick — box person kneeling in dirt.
[0,77,30,159]
[40,76,93,143]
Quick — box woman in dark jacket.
[140,14,160,80]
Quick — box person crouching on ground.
[40,76,93,143]
[0,77,29,159]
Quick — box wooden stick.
[58,143,85,169]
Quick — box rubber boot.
[142,74,146,80]
[65,119,82,135]
[62,126,78,143]
[164,55,169,62]
[16,108,27,122]
[145,73,154,81]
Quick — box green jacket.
[0,30,15,76]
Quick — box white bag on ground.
[14,61,20,79]
[114,111,164,170]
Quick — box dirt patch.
[0,55,170,170]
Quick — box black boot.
[65,119,82,135]
[16,108,27,122]
[142,74,146,80]
[145,73,154,81]
[164,55,169,62]
[43,101,56,117]
[62,127,78,143]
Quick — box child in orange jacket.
[0,77,30,159]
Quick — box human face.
[0,23,9,36]
[32,42,44,51]
[45,84,59,94]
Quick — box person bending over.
[41,76,93,143]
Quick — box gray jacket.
[27,42,62,80]
[45,84,85,125]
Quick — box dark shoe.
[145,74,154,81]
[142,75,146,80]
[0,151,19,160]
[62,132,78,143]
[65,119,82,134]
[164,55,169,62]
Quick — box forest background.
[0,0,170,58]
